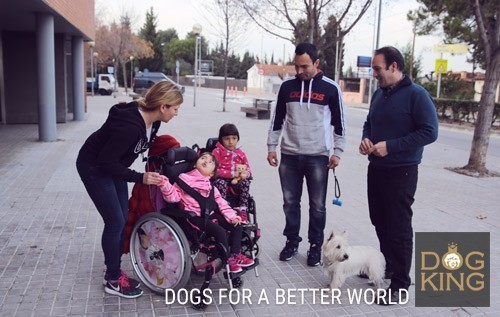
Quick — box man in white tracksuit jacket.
[267,42,346,267]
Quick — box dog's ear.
[327,231,334,241]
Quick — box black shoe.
[307,243,321,266]
[376,288,408,306]
[279,240,299,261]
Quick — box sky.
[96,0,475,77]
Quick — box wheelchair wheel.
[191,250,223,276]
[130,213,192,294]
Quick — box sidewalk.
[0,88,498,316]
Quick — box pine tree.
[238,51,257,79]
[138,7,163,72]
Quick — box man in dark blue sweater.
[359,46,438,305]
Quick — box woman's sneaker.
[104,274,143,299]
[228,257,243,273]
[235,253,255,267]
[103,270,140,288]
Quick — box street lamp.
[192,24,202,107]
[93,51,99,81]
[130,56,134,93]
[112,58,117,94]
[88,41,95,96]
[367,0,382,105]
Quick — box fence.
[178,77,247,90]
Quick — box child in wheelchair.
[212,123,252,223]
[156,152,255,273]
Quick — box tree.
[321,16,344,79]
[138,8,163,72]
[407,7,436,81]
[209,42,226,77]
[158,28,179,75]
[95,14,153,92]
[227,52,241,78]
[165,33,209,74]
[202,0,249,112]
[399,42,423,81]
[241,0,373,73]
[238,51,257,79]
[417,0,500,176]
[421,77,474,100]
[292,15,344,78]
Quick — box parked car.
[86,74,115,95]
[133,72,185,95]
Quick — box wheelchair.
[199,137,261,261]
[129,146,260,309]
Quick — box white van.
[86,74,116,95]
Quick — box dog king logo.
[441,243,462,270]
[415,232,490,307]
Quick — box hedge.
[433,98,500,127]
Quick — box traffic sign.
[435,59,448,74]
[433,44,468,54]
[199,60,213,74]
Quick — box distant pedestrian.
[267,42,346,267]
[76,81,183,298]
[359,46,438,305]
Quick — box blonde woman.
[76,81,183,298]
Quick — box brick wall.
[44,0,95,39]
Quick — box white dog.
[322,230,385,289]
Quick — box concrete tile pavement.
[0,87,498,316]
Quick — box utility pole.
[368,0,382,104]
[410,23,416,81]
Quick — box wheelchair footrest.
[223,270,245,280]
[222,258,259,280]
[244,258,259,270]
[242,223,258,231]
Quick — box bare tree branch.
[240,2,296,43]
[342,0,372,35]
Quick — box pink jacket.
[158,169,237,222]
[212,142,252,179]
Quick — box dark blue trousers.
[77,160,129,280]
[368,164,418,290]
[278,154,329,245]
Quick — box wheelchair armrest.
[161,207,197,219]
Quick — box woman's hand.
[143,172,163,185]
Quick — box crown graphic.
[448,242,457,252]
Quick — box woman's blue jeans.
[76,160,129,280]
[278,154,329,245]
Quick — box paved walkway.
[0,87,498,316]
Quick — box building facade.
[247,64,296,94]
[0,0,94,141]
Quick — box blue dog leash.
[332,169,342,206]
